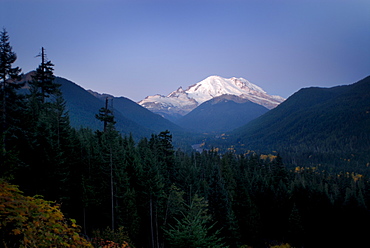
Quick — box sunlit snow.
[138,75,285,117]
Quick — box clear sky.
[2,0,370,101]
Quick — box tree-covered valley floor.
[1,28,370,247]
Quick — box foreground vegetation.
[0,180,93,247]
[1,28,370,247]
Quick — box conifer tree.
[96,97,116,132]
[23,49,70,201]
[0,28,22,157]
[164,194,227,248]
[95,99,119,230]
[288,203,305,246]
[30,47,60,104]
[28,47,63,128]
[151,130,175,187]
[0,29,26,180]
[207,162,238,246]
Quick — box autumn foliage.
[91,227,133,248]
[0,180,92,247]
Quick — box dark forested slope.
[209,76,370,170]
[58,77,153,138]
[88,90,183,133]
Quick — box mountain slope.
[88,90,183,133]
[175,94,269,133]
[58,77,153,138]
[139,76,284,120]
[209,76,370,169]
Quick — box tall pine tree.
[95,97,119,230]
[30,47,59,104]
[0,28,24,178]
[23,48,70,201]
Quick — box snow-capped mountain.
[138,76,285,120]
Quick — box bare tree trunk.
[83,207,86,234]
[155,205,159,248]
[104,98,108,132]
[2,79,6,155]
[110,145,114,230]
[150,196,155,248]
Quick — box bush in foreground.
[0,180,92,247]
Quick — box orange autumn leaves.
[0,180,92,247]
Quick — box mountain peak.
[139,75,285,120]
[185,75,268,104]
[168,86,185,97]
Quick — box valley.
[51,72,370,174]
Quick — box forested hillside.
[58,76,154,138]
[1,29,370,247]
[17,73,197,151]
[207,76,370,174]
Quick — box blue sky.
[2,0,370,101]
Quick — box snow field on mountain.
[138,75,285,117]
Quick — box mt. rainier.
[138,76,285,121]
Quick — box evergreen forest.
[1,29,370,247]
